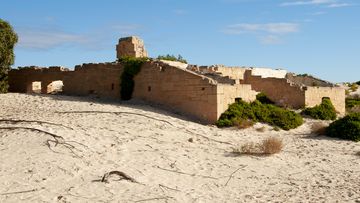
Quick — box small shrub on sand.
[326,113,360,142]
[310,122,328,135]
[217,100,303,130]
[232,137,283,155]
[262,137,283,154]
[302,98,337,120]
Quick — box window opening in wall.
[47,80,63,94]
[201,87,205,91]
[148,86,151,92]
[28,81,41,94]
[111,83,114,90]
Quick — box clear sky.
[1,0,359,83]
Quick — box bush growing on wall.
[216,100,303,130]
[118,56,148,100]
[0,19,18,93]
[302,98,337,120]
[157,54,187,64]
[326,113,360,142]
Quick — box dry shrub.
[232,137,283,155]
[262,137,283,154]
[311,122,328,135]
[233,119,254,129]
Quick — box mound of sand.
[0,93,359,202]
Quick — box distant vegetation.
[216,97,303,130]
[326,113,360,142]
[0,19,18,93]
[157,54,188,64]
[118,56,149,100]
[302,98,337,120]
[356,81,360,85]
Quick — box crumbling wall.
[305,87,345,115]
[133,61,219,123]
[242,70,306,108]
[188,65,247,80]
[116,36,148,59]
[63,63,123,98]
[8,66,69,93]
[286,73,334,87]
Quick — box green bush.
[157,54,187,64]
[302,98,337,120]
[119,56,148,100]
[216,100,303,130]
[326,113,360,142]
[346,98,360,109]
[256,92,274,104]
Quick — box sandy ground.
[0,93,359,203]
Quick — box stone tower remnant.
[116,36,148,59]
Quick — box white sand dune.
[0,93,359,202]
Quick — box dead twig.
[135,196,174,202]
[225,165,246,186]
[155,166,217,180]
[55,111,174,126]
[183,129,234,146]
[93,171,138,183]
[0,187,42,195]
[159,184,181,192]
[0,127,85,158]
[0,119,73,130]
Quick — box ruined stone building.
[8,36,345,123]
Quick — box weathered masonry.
[8,36,345,123]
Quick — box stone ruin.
[116,36,148,59]
[8,36,345,123]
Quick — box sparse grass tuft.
[232,137,283,156]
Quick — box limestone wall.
[216,84,257,119]
[188,65,247,80]
[305,87,345,115]
[63,63,123,98]
[242,70,306,108]
[133,61,219,123]
[8,66,70,93]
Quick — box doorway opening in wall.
[27,81,42,94]
[47,80,63,94]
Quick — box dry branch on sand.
[0,127,86,158]
[93,171,138,183]
[0,119,73,130]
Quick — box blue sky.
[1,0,359,82]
